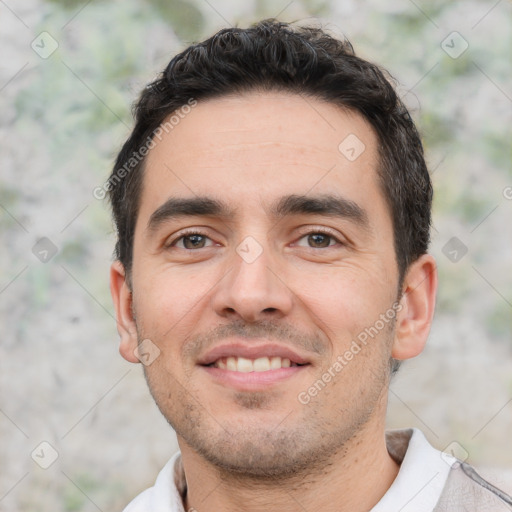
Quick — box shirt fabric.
[122,428,512,511]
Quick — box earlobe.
[391,254,437,361]
[110,260,140,364]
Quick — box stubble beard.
[140,331,393,482]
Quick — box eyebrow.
[146,193,370,234]
[270,194,369,228]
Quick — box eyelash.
[167,227,343,250]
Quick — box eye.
[295,230,342,249]
[168,231,215,250]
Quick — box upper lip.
[197,340,311,366]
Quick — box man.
[108,19,512,511]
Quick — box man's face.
[123,92,402,476]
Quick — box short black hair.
[108,19,432,289]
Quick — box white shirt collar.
[371,428,455,512]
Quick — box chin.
[194,435,314,479]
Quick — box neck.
[179,414,399,512]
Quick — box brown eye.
[295,231,340,249]
[182,234,207,249]
[170,232,214,250]
[307,233,334,248]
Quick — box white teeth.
[237,357,253,373]
[253,357,270,372]
[212,356,300,372]
[269,356,281,370]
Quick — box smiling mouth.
[206,356,307,373]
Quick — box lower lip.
[200,365,307,390]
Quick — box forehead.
[137,91,387,229]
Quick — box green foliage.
[420,111,456,148]
[436,263,472,314]
[63,473,102,511]
[486,300,512,340]
[144,0,204,41]
[60,239,90,266]
[438,52,473,78]
[481,132,511,171]
[300,0,331,17]
[0,187,22,229]
[45,0,96,8]
[434,175,491,224]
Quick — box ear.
[110,260,140,363]
[392,254,437,361]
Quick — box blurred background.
[0,0,511,510]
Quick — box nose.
[210,236,294,323]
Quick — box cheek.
[132,265,215,350]
[137,261,214,307]
[288,263,394,335]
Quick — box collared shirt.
[122,428,512,511]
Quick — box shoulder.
[434,461,512,511]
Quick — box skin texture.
[110,91,437,512]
